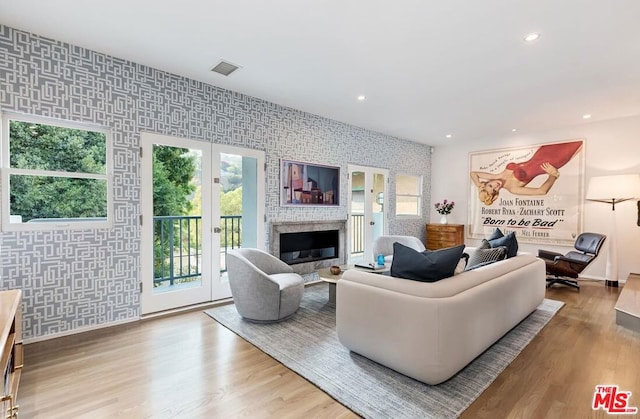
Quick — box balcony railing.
[153,215,241,287]
[350,213,364,256]
[218,215,242,272]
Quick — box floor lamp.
[586,174,640,287]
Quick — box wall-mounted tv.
[280,159,340,206]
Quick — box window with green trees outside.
[1,113,112,230]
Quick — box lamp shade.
[586,174,640,201]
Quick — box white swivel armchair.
[372,235,426,263]
[226,248,304,322]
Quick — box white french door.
[214,145,265,300]
[140,133,264,314]
[348,164,389,263]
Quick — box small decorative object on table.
[330,265,342,275]
[435,199,455,224]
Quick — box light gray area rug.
[205,283,563,419]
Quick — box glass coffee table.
[317,263,390,305]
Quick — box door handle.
[213,227,221,233]
[369,221,375,225]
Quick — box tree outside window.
[2,114,112,230]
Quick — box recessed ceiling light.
[583,114,592,119]
[524,32,541,43]
[511,128,517,132]
[445,134,452,139]
[357,95,366,101]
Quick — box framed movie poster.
[280,159,340,206]
[468,139,585,245]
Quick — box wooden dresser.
[425,224,465,250]
[1,290,22,419]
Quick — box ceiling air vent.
[211,60,240,76]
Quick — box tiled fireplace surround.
[269,220,347,274]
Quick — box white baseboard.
[578,275,627,284]
[141,299,233,320]
[24,317,140,345]
[25,298,240,344]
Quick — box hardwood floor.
[19,280,640,419]
[462,280,640,419]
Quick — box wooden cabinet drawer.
[428,231,458,240]
[425,224,464,250]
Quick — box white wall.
[431,114,640,282]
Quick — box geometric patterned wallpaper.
[0,25,432,340]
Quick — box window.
[1,113,112,230]
[395,173,422,216]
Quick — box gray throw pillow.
[391,242,466,282]
[465,245,507,270]
[477,239,491,251]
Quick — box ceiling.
[2,0,640,146]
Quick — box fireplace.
[280,230,339,265]
[270,220,347,274]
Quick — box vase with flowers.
[435,199,455,224]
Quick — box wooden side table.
[318,264,390,305]
[317,267,344,305]
[426,224,465,250]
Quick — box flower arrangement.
[434,199,455,215]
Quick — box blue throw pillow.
[488,231,518,258]
[488,228,504,240]
[390,242,465,282]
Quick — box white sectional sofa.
[336,252,545,385]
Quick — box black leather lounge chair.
[538,232,606,290]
